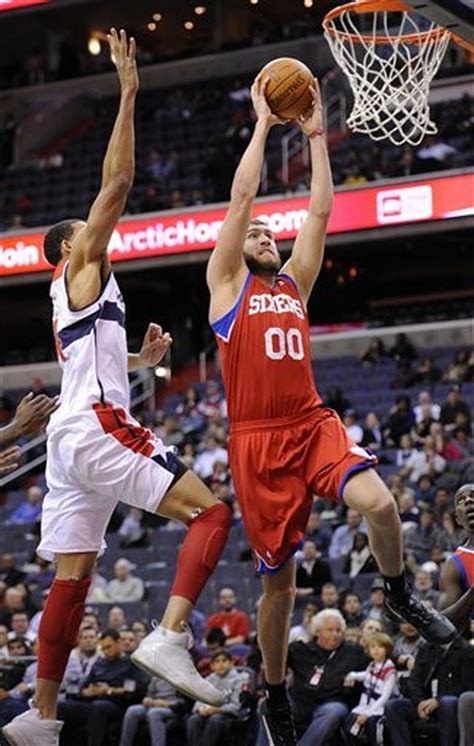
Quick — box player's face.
[65,220,87,255]
[455,486,474,532]
[244,225,281,275]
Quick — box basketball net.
[323,0,452,146]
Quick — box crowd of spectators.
[0,339,473,744]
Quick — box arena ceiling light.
[184,20,194,29]
[304,0,314,6]
[194,5,206,14]
[152,12,162,21]
[147,21,157,31]
[87,35,101,55]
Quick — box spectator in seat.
[305,511,332,556]
[8,486,43,525]
[289,602,318,643]
[107,606,127,631]
[0,588,26,627]
[360,619,384,653]
[197,380,225,419]
[320,582,340,611]
[440,385,471,431]
[287,609,367,746]
[384,395,415,447]
[390,333,417,364]
[0,555,25,589]
[414,474,436,505]
[8,612,35,644]
[0,637,31,729]
[60,626,99,699]
[343,532,375,579]
[0,625,8,657]
[342,409,363,444]
[119,628,138,655]
[413,569,439,607]
[404,506,444,568]
[193,436,228,480]
[296,539,332,601]
[344,632,398,745]
[398,490,419,533]
[385,635,474,746]
[342,592,365,628]
[206,587,250,646]
[329,509,364,559]
[414,356,442,385]
[119,676,184,746]
[131,620,148,645]
[458,690,474,746]
[396,434,416,468]
[187,649,248,746]
[400,437,446,484]
[118,508,148,548]
[58,628,148,746]
[414,391,440,425]
[361,412,384,451]
[105,558,144,603]
[393,622,422,673]
[362,578,386,622]
[442,350,470,384]
[360,337,386,366]
[323,386,352,417]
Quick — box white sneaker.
[2,708,63,746]
[131,624,224,706]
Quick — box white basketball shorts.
[37,402,187,561]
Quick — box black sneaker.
[261,700,298,746]
[385,593,456,644]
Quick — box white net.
[323,6,451,145]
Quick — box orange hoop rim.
[323,0,451,46]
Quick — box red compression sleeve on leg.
[37,577,91,682]
[171,502,232,604]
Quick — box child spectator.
[344,632,398,744]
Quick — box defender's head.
[43,219,86,267]
[244,219,281,276]
[455,483,474,534]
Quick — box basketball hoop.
[323,0,455,146]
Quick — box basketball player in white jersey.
[3,29,232,746]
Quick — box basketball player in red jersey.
[207,75,455,745]
[3,29,232,746]
[439,483,474,634]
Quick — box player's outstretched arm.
[69,28,138,276]
[283,79,333,304]
[207,76,282,294]
[438,557,474,633]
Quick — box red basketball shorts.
[228,406,377,574]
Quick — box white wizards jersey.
[48,260,129,433]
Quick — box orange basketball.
[260,58,314,121]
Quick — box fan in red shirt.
[206,587,250,646]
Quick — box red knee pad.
[37,577,91,682]
[171,502,232,604]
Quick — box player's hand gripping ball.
[259,57,314,121]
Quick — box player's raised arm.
[206,77,282,294]
[68,28,138,276]
[283,79,333,305]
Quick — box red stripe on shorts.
[93,401,154,457]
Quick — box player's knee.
[264,581,296,606]
[367,489,398,521]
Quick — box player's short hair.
[43,218,80,267]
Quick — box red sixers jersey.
[453,545,474,592]
[212,272,322,425]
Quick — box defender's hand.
[298,78,324,136]
[251,76,285,128]
[14,392,59,437]
[0,446,21,475]
[108,27,138,94]
[138,323,172,367]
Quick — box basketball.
[260,57,314,121]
